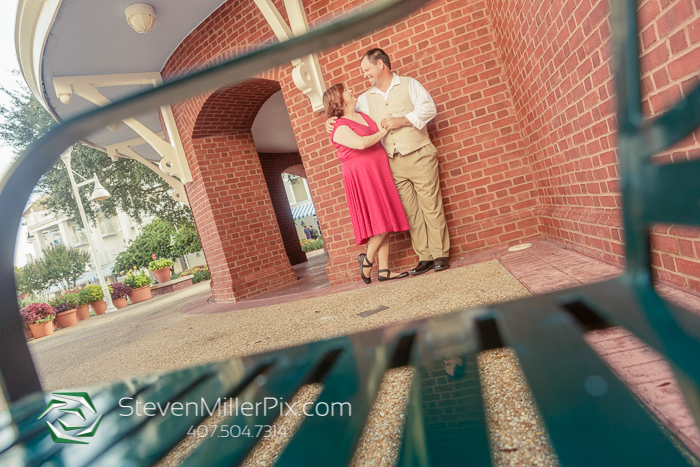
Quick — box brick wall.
[487,0,700,292]
[164,0,543,291]
[164,0,700,298]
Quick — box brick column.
[188,132,296,302]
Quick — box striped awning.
[291,203,316,220]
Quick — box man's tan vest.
[365,77,431,157]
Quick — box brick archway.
[187,78,298,302]
[192,79,281,139]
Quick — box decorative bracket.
[52,73,192,202]
[254,0,326,111]
[105,135,187,203]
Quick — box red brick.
[677,258,700,278]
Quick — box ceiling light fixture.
[125,4,157,34]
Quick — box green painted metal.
[1,0,700,464]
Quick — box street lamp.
[60,147,117,313]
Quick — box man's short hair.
[361,48,391,70]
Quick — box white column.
[57,220,71,248]
[117,211,135,241]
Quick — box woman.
[322,83,409,283]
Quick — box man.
[303,224,313,240]
[326,48,450,274]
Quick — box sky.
[0,0,38,267]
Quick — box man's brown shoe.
[410,261,434,275]
[434,257,450,271]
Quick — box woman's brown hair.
[322,83,345,119]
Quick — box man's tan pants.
[389,143,450,261]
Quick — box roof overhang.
[15,0,302,179]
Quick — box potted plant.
[84,284,107,315]
[148,257,175,283]
[49,293,80,328]
[76,288,92,321]
[124,272,153,304]
[20,303,56,338]
[110,283,132,309]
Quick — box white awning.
[291,203,316,220]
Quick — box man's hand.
[380,115,410,130]
[325,117,338,133]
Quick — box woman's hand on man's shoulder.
[325,116,338,133]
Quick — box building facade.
[22,196,142,283]
[16,0,700,302]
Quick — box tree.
[113,219,202,273]
[0,83,193,227]
[14,263,51,297]
[40,244,91,291]
[172,222,203,258]
[13,245,90,295]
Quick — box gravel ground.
[479,348,560,466]
[4,259,559,465]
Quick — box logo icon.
[38,392,103,444]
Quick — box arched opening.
[188,79,326,302]
[189,78,298,302]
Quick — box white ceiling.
[252,91,298,153]
[42,0,299,159]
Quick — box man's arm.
[405,78,436,130]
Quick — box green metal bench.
[2,0,700,464]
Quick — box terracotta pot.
[113,297,128,309]
[76,304,90,321]
[153,267,171,284]
[24,326,33,339]
[28,321,53,338]
[128,285,152,304]
[92,300,107,315]
[55,309,77,328]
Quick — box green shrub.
[77,288,92,306]
[123,272,152,289]
[179,265,210,284]
[83,285,104,303]
[192,269,211,284]
[180,265,206,276]
[148,258,174,271]
[300,237,324,252]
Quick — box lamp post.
[60,148,117,313]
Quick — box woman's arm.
[332,125,387,150]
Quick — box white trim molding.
[15,0,63,113]
[254,0,326,111]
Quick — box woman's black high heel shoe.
[358,254,373,284]
[377,269,409,282]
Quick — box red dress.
[331,112,409,245]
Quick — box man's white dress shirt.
[355,74,437,130]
